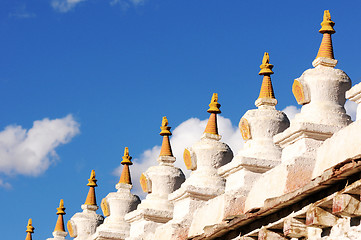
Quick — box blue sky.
[1,0,361,239]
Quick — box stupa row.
[24,10,361,240]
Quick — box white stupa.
[125,117,185,240]
[67,170,104,240]
[93,147,141,240]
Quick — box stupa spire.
[313,10,338,68]
[25,218,34,240]
[256,52,277,108]
[316,10,335,60]
[84,170,98,206]
[204,93,221,135]
[53,199,66,232]
[159,116,173,157]
[118,147,133,185]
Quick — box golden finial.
[207,93,221,113]
[259,52,274,75]
[159,116,173,156]
[257,52,276,100]
[84,170,97,206]
[316,10,335,60]
[119,147,133,185]
[121,147,133,165]
[25,219,34,240]
[56,199,66,215]
[87,169,97,187]
[204,93,221,135]
[26,219,34,233]
[319,10,335,34]
[162,117,168,128]
[160,116,172,136]
[54,199,66,232]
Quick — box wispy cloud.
[51,0,145,13]
[9,12,36,19]
[0,115,80,188]
[111,0,146,6]
[0,179,11,189]
[110,0,146,11]
[114,116,242,198]
[8,4,36,19]
[51,0,86,13]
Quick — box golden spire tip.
[26,218,34,233]
[160,116,172,136]
[121,147,133,165]
[207,93,221,113]
[87,169,97,187]
[259,52,274,75]
[25,218,34,240]
[319,10,335,34]
[56,199,66,215]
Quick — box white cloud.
[0,115,80,187]
[282,105,301,121]
[51,0,86,13]
[114,116,242,198]
[345,100,357,121]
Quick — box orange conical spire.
[159,116,173,156]
[204,93,221,135]
[54,199,66,232]
[316,10,335,59]
[118,147,133,185]
[84,170,98,206]
[25,219,34,240]
[258,52,275,99]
